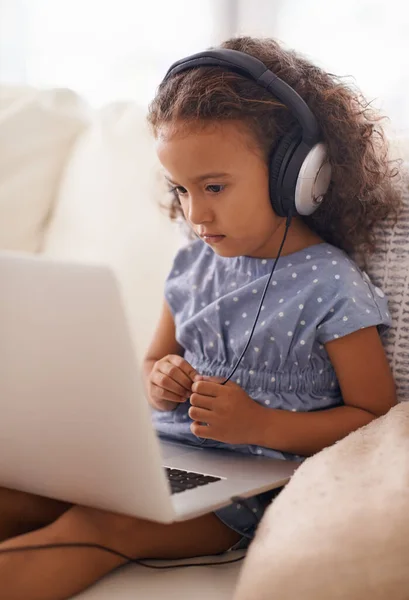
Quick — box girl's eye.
[169,185,188,197]
[206,184,225,193]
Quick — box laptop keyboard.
[165,467,221,495]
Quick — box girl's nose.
[188,196,213,225]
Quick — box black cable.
[222,212,293,384]
[0,496,257,569]
[0,543,246,569]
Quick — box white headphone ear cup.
[295,143,332,215]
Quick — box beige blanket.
[234,403,409,600]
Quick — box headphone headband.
[161,47,331,218]
[162,49,321,146]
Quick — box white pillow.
[42,102,181,362]
[234,402,409,600]
[0,85,89,252]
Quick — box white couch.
[0,85,245,598]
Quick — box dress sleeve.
[164,239,201,318]
[316,267,391,344]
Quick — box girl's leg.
[0,486,71,542]
[0,501,242,600]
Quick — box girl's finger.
[191,380,221,396]
[159,362,192,392]
[188,405,213,423]
[189,392,214,409]
[190,422,215,440]
[151,372,189,398]
[150,382,188,404]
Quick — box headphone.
[162,48,332,219]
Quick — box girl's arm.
[249,326,397,456]
[143,299,185,411]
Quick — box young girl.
[0,36,401,600]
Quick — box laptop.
[0,251,298,523]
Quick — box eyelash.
[168,184,225,198]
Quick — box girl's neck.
[254,217,324,259]
[282,218,324,256]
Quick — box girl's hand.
[149,355,197,412]
[189,376,264,445]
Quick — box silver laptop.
[0,252,298,523]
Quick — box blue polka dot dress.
[152,238,391,540]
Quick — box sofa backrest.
[41,101,182,363]
[0,85,89,252]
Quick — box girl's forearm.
[249,404,377,456]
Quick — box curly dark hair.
[147,36,402,256]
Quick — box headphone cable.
[222,212,293,384]
[0,542,246,569]
[0,496,260,569]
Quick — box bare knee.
[45,505,144,572]
[50,505,140,547]
[0,486,71,539]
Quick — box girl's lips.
[202,235,226,244]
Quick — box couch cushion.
[74,552,244,599]
[233,402,409,600]
[42,102,181,361]
[0,85,88,252]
